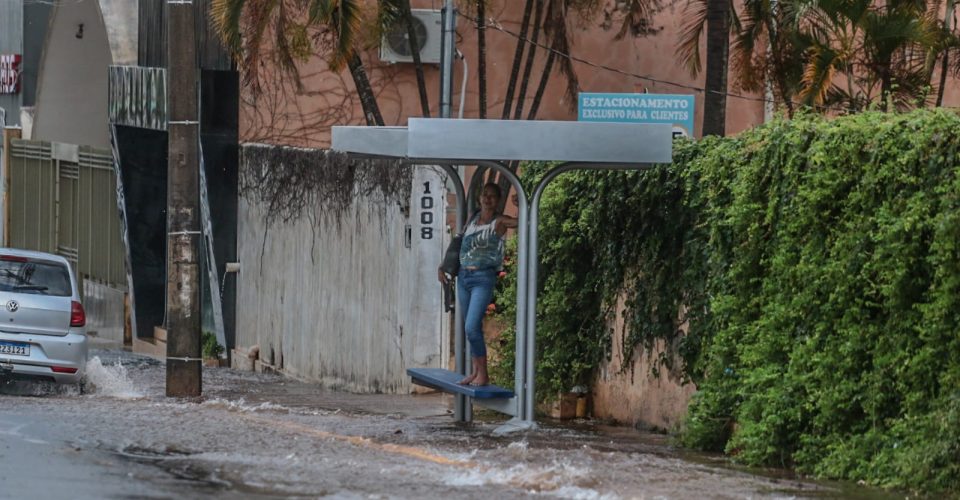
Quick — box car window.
[0,259,72,296]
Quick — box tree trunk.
[937,48,951,106]
[477,0,487,118]
[764,16,794,117]
[513,0,545,120]
[879,61,892,111]
[501,0,536,120]
[702,0,730,137]
[544,0,579,107]
[403,0,430,117]
[494,49,556,213]
[936,0,955,106]
[349,53,385,126]
[527,50,556,120]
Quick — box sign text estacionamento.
[578,93,696,138]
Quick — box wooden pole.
[165,0,202,397]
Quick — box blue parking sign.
[578,93,696,138]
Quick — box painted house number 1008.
[420,182,434,239]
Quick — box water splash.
[201,397,290,414]
[444,460,598,495]
[84,356,143,399]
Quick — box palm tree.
[935,0,956,106]
[476,0,488,118]
[379,0,431,117]
[704,0,731,135]
[486,0,660,208]
[798,0,945,110]
[729,0,806,115]
[500,0,537,120]
[678,0,739,136]
[211,0,385,125]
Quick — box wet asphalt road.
[0,350,896,499]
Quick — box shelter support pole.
[437,164,470,421]
[473,161,529,425]
[525,163,655,422]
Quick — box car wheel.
[78,381,87,395]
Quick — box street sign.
[578,93,695,138]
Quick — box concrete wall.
[98,0,137,66]
[22,1,53,109]
[33,0,112,148]
[236,151,448,392]
[591,294,697,431]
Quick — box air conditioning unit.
[379,9,442,64]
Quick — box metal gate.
[7,139,126,289]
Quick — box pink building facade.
[239,1,769,148]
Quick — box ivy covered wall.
[494,109,960,493]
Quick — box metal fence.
[8,139,126,289]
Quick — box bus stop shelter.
[332,118,672,434]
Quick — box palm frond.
[272,1,303,90]
[210,0,247,57]
[308,0,334,25]
[544,0,580,107]
[613,0,661,40]
[800,44,840,105]
[730,0,769,90]
[677,0,709,75]
[332,0,363,70]
[376,0,405,32]
[240,0,282,91]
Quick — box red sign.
[0,54,22,94]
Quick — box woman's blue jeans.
[457,268,497,358]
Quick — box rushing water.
[0,350,899,499]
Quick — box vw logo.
[5,300,18,313]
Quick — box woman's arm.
[495,214,518,235]
[438,267,449,284]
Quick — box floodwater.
[0,350,898,499]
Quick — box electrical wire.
[474,16,874,115]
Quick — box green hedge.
[494,109,960,493]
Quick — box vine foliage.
[493,109,960,494]
[240,144,412,229]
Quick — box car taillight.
[0,255,27,262]
[70,301,86,327]
[51,366,78,374]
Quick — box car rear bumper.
[0,331,87,384]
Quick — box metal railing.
[8,139,126,290]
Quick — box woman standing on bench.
[438,182,517,386]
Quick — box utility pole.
[439,0,456,119]
[165,0,202,397]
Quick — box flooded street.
[0,350,891,499]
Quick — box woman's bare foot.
[457,373,477,385]
[470,357,489,386]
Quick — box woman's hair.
[482,182,502,200]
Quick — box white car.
[0,248,88,387]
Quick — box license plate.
[0,342,29,356]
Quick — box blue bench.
[407,368,514,399]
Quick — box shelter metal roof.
[332,118,672,164]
